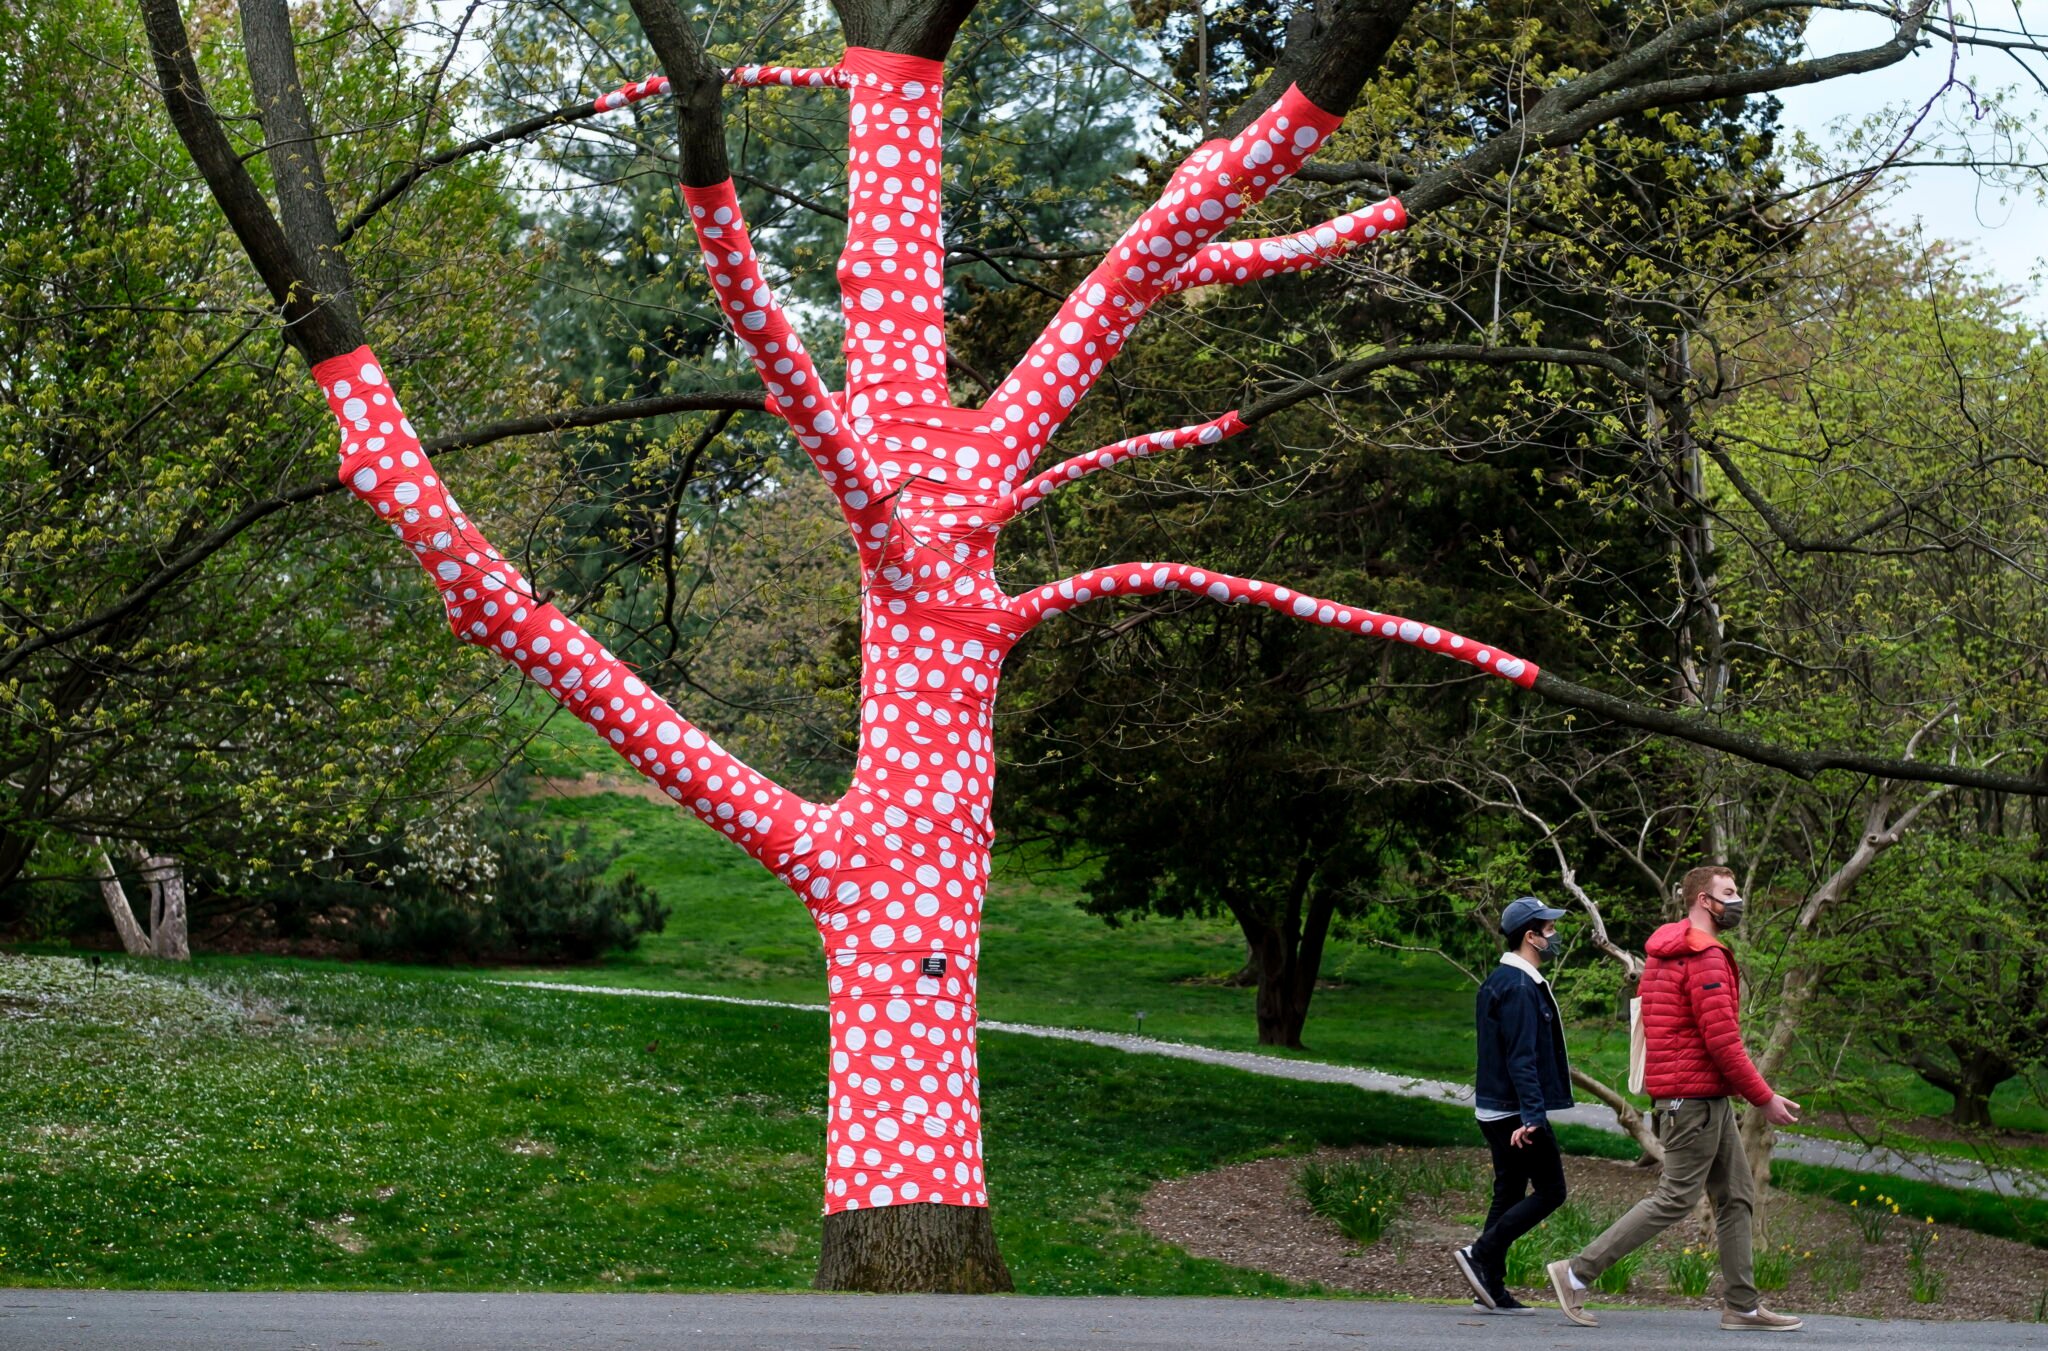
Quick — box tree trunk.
[91,842,154,957]
[1944,1050,2012,1130]
[1950,1082,1995,1132]
[1241,860,1335,1049]
[1250,933,1313,1047]
[1738,1098,1777,1194]
[814,1203,1013,1292]
[1740,794,1917,1196]
[138,853,191,961]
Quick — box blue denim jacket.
[1474,959,1576,1129]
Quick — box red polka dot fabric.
[1011,563,1538,686]
[324,49,1539,1218]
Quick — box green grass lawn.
[499,769,2048,1171]
[0,952,1634,1291]
[506,790,1526,1082]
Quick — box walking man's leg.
[1704,1100,1759,1314]
[1458,1119,1528,1307]
[1478,1119,1528,1238]
[1471,1121,1564,1291]
[1709,1103,1803,1331]
[1549,1099,1716,1327]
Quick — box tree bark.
[1571,1068,1663,1163]
[1221,0,1421,135]
[814,1204,1013,1292]
[138,0,359,363]
[829,0,978,61]
[138,854,191,962]
[1249,927,1313,1047]
[625,0,734,188]
[1238,855,1334,1049]
[91,842,154,957]
[1943,1050,2012,1130]
[237,0,363,340]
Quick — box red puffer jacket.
[1638,920,1774,1105]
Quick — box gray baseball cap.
[1500,896,1566,934]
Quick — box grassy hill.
[0,952,1630,1291]
[503,772,2048,1155]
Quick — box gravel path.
[496,980,2048,1201]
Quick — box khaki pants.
[1573,1096,1758,1312]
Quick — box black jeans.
[1469,1115,1568,1284]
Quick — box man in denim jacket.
[1455,896,1575,1313]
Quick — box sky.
[1776,2,2048,313]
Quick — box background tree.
[1383,208,2048,1185]
[993,0,1795,1046]
[0,1,553,941]
[1848,807,2048,1131]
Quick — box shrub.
[1502,1200,1609,1286]
[1663,1245,1714,1298]
[1594,1246,1645,1294]
[1909,1254,1947,1304]
[246,770,664,963]
[1849,1187,1902,1244]
[1299,1157,1404,1246]
[1807,1244,1864,1299]
[1754,1242,1795,1292]
[1399,1149,1477,1198]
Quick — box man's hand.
[1510,1124,1540,1148]
[1762,1094,1801,1126]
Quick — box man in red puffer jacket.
[1546,866,1805,1333]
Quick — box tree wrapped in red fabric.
[141,0,2033,1294]
[307,36,1523,1263]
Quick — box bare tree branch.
[1240,343,1667,425]
[341,94,630,243]
[137,0,355,361]
[1402,1,1936,219]
[1222,0,1423,134]
[0,390,764,683]
[627,0,735,187]
[238,0,363,343]
[1531,671,2039,795]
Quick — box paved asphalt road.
[4,1291,2045,1350]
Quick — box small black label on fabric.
[921,956,947,977]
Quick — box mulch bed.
[1139,1145,2048,1323]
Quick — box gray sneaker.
[1546,1258,1597,1327]
[1720,1307,1803,1332]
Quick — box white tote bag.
[1627,995,1647,1095]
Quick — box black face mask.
[1712,898,1746,931]
[1526,930,1555,956]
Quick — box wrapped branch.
[1007,560,1540,687]
[987,412,1246,524]
[315,346,822,877]
[681,179,889,551]
[1161,199,1408,294]
[980,84,1348,477]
